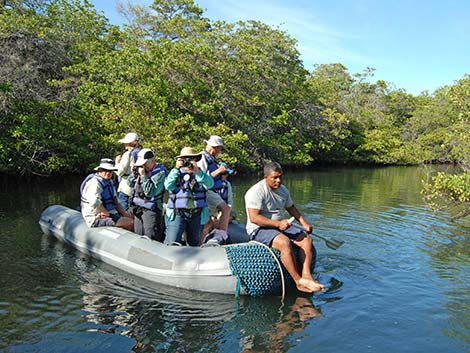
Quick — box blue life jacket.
[130,147,141,164]
[132,164,168,210]
[80,173,117,211]
[219,180,229,203]
[202,150,224,190]
[167,169,208,209]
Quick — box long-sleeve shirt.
[115,149,134,196]
[164,168,214,224]
[81,177,118,227]
[127,166,167,211]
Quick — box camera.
[183,158,193,168]
[132,166,139,178]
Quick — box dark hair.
[263,162,282,176]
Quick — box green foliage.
[1,0,470,181]
[123,0,210,40]
[73,4,314,170]
[0,0,118,175]
[423,172,470,220]
[420,78,470,218]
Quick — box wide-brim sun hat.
[134,148,155,166]
[176,147,202,161]
[118,132,140,144]
[94,158,118,171]
[204,135,224,148]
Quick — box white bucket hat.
[134,148,155,166]
[118,132,140,144]
[94,158,117,171]
[204,135,224,148]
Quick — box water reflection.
[231,296,321,353]
[78,264,326,353]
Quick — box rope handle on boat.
[249,241,286,302]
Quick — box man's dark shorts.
[250,226,304,246]
[91,213,120,227]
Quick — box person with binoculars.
[115,132,142,211]
[197,135,232,243]
[164,147,214,246]
[127,148,167,241]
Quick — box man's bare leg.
[199,216,217,244]
[216,201,231,231]
[294,235,324,292]
[272,234,316,293]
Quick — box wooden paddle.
[287,218,344,250]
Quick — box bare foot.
[296,283,314,293]
[299,278,325,292]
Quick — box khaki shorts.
[91,212,120,227]
[206,190,225,216]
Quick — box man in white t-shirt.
[244,162,324,293]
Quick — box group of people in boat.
[80,133,324,293]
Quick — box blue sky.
[91,0,470,95]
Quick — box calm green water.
[0,166,469,353]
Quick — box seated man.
[80,158,134,230]
[244,162,324,293]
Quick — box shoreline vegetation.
[1,0,469,218]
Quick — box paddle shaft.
[287,220,325,240]
[287,218,343,250]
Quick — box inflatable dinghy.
[39,205,301,296]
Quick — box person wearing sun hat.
[80,158,134,230]
[164,147,214,246]
[127,148,168,241]
[115,132,142,211]
[197,135,232,242]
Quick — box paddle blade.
[325,238,344,250]
[291,222,345,251]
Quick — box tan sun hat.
[176,147,202,161]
